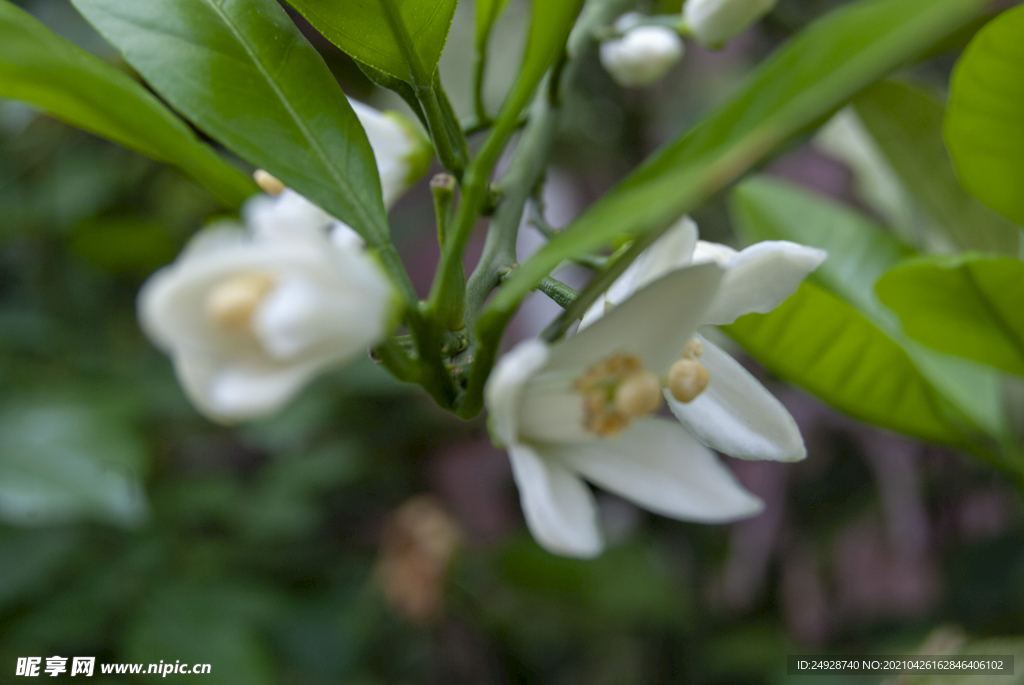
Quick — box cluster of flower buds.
[599,0,779,87]
[136,96,825,562]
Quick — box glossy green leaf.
[725,282,966,446]
[491,0,988,315]
[285,0,458,85]
[0,401,148,527]
[70,0,390,245]
[877,255,1024,376]
[854,80,1021,254]
[945,5,1024,225]
[0,0,254,208]
[732,175,1007,439]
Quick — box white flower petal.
[580,216,698,330]
[171,351,322,423]
[330,221,365,250]
[244,190,334,242]
[349,98,430,208]
[509,444,603,558]
[548,261,722,377]
[667,336,805,461]
[691,240,738,265]
[553,417,763,522]
[699,240,827,326]
[485,339,551,447]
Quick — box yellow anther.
[668,359,710,403]
[587,411,630,438]
[614,370,663,418]
[205,273,276,333]
[682,338,704,359]
[606,353,642,377]
[253,169,286,196]
[576,352,665,437]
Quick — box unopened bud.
[600,21,684,87]
[614,371,664,417]
[668,359,710,403]
[253,169,285,196]
[684,0,777,47]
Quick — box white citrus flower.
[138,200,398,423]
[684,0,777,46]
[486,263,765,558]
[600,14,684,87]
[581,216,827,462]
[348,99,431,208]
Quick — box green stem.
[464,88,558,324]
[378,0,468,178]
[472,32,491,125]
[527,197,608,270]
[376,242,418,307]
[431,173,457,245]
[454,0,635,418]
[373,338,418,383]
[542,229,657,341]
[422,73,470,179]
[407,304,459,406]
[426,113,521,329]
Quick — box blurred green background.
[2,0,1024,683]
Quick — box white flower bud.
[599,16,684,87]
[348,99,431,208]
[138,194,398,422]
[684,0,777,46]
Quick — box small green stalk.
[420,74,470,179]
[454,0,636,418]
[431,173,457,245]
[536,277,578,310]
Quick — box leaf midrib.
[963,263,1024,369]
[203,0,385,243]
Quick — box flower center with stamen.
[205,273,276,334]
[668,337,710,403]
[574,353,664,437]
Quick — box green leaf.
[732,175,1006,440]
[726,282,965,445]
[490,0,988,315]
[945,5,1024,226]
[284,0,458,85]
[853,80,1021,254]
[877,255,1024,377]
[0,400,148,527]
[70,0,391,245]
[0,0,254,208]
